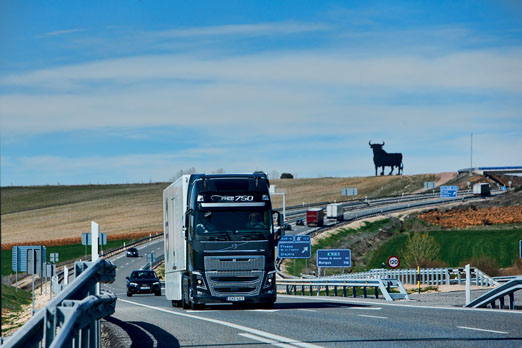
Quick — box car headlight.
[263,271,276,289]
[129,282,138,287]
[154,281,161,286]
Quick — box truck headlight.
[193,272,207,290]
[263,271,276,289]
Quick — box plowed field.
[419,206,522,228]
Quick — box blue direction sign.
[278,235,311,259]
[440,185,458,198]
[12,246,46,272]
[317,249,351,268]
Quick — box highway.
[103,239,522,347]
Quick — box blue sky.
[1,0,521,185]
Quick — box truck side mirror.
[184,209,193,240]
[273,211,283,244]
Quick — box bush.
[280,173,294,179]
[462,256,500,277]
[403,232,440,268]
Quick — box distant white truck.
[326,203,344,221]
[473,183,491,196]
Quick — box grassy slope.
[1,174,443,245]
[2,183,168,244]
[368,227,522,269]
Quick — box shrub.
[280,173,294,179]
[403,232,440,268]
[462,256,500,277]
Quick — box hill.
[0,173,456,246]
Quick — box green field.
[1,239,133,276]
[368,228,522,269]
[285,219,399,276]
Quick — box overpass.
[457,166,522,177]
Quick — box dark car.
[296,219,304,226]
[126,270,162,297]
[126,247,139,257]
[283,223,292,231]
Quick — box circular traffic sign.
[387,255,400,269]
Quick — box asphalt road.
[103,239,522,347]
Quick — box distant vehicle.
[326,203,344,221]
[473,183,491,197]
[126,247,139,257]
[126,270,162,297]
[296,219,304,226]
[283,222,292,231]
[306,208,324,227]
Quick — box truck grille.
[204,256,265,297]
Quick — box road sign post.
[387,255,400,269]
[440,186,458,198]
[277,235,311,259]
[316,249,351,276]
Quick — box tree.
[280,173,294,179]
[403,232,440,268]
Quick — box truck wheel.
[182,290,190,309]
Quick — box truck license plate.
[227,296,244,302]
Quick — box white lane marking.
[279,295,522,315]
[351,307,382,311]
[119,299,325,348]
[457,326,508,334]
[239,333,297,348]
[357,314,388,319]
[248,309,279,312]
[297,309,316,312]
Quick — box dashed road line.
[457,326,508,334]
[357,314,388,319]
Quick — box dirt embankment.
[419,206,522,228]
[418,189,522,228]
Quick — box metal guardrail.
[330,267,499,288]
[2,258,117,348]
[465,276,522,310]
[278,277,409,301]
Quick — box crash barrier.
[325,267,499,288]
[101,233,163,259]
[465,277,522,310]
[140,254,165,270]
[2,259,116,348]
[278,278,409,302]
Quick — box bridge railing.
[278,277,409,301]
[1,258,116,348]
[323,267,499,287]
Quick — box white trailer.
[473,183,490,196]
[326,203,344,221]
[163,175,190,302]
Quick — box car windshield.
[195,209,272,236]
[131,271,157,279]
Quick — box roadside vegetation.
[1,284,32,334]
[284,214,522,277]
[2,238,137,276]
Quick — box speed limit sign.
[387,255,400,269]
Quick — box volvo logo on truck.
[163,172,283,310]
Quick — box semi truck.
[473,183,491,196]
[163,172,283,309]
[306,208,324,226]
[326,203,344,221]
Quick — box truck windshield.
[195,209,272,236]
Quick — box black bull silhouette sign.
[369,141,403,176]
